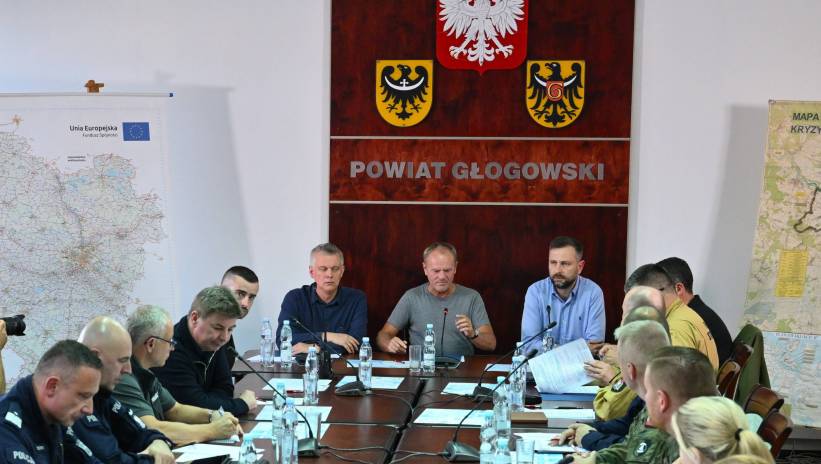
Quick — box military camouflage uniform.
[594,406,679,464]
[593,370,638,421]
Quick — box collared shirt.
[521,274,606,352]
[277,283,367,354]
[666,298,720,370]
[113,357,177,421]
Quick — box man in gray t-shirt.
[377,242,497,356]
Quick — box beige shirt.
[667,298,720,370]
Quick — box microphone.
[290,318,368,397]
[289,317,334,380]
[227,346,319,457]
[471,320,557,401]
[436,307,460,367]
[443,349,539,462]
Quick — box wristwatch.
[470,332,480,340]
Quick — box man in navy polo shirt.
[277,243,367,355]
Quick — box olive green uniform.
[594,407,678,464]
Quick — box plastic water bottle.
[261,318,274,366]
[479,441,493,464]
[514,341,524,357]
[493,376,511,443]
[305,346,319,375]
[280,398,298,464]
[480,410,497,450]
[493,438,511,464]
[237,434,257,464]
[271,382,286,446]
[509,355,526,412]
[281,320,293,368]
[541,327,555,353]
[423,323,436,374]
[304,346,320,405]
[358,337,373,389]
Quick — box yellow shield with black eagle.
[526,60,585,128]
[376,60,433,127]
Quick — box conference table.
[215,351,591,464]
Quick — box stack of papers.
[174,443,260,462]
[540,408,595,421]
[442,379,504,396]
[529,339,596,393]
[414,408,485,426]
[255,405,332,422]
[261,377,332,392]
[248,353,340,362]
[337,375,405,390]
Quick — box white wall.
[2,1,820,350]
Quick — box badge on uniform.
[635,442,648,455]
[525,60,585,128]
[376,60,433,127]
[612,378,626,392]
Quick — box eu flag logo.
[122,122,150,141]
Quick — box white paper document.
[486,363,512,372]
[174,443,260,462]
[414,408,485,426]
[442,378,504,396]
[337,375,405,390]
[562,385,598,395]
[529,339,595,393]
[255,405,332,422]
[261,377,332,392]
[514,432,588,453]
[243,421,330,440]
[540,408,595,421]
[348,359,410,368]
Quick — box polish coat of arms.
[375,60,433,127]
[526,60,585,128]
[437,0,529,74]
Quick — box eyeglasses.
[149,336,178,348]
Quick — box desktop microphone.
[471,320,556,401]
[227,346,319,457]
[436,307,461,367]
[289,317,368,397]
[443,348,539,462]
[288,317,334,379]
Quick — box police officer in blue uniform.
[0,340,102,464]
[73,316,175,464]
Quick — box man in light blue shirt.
[521,236,606,353]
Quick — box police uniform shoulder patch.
[635,442,648,455]
[74,438,94,456]
[85,414,99,423]
[4,411,22,429]
[612,379,626,392]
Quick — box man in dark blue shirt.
[277,243,367,355]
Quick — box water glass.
[303,372,319,405]
[261,339,275,367]
[408,345,422,374]
[515,438,535,464]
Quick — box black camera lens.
[1,314,26,336]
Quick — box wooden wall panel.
[329,204,627,353]
[331,0,634,137]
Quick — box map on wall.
[0,94,176,386]
[743,100,821,427]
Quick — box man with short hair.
[113,305,241,445]
[521,236,606,354]
[277,243,367,355]
[74,317,175,464]
[556,320,670,452]
[377,242,497,356]
[625,264,719,369]
[153,287,257,415]
[0,340,101,463]
[657,257,733,364]
[221,265,260,369]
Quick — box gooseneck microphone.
[227,346,319,457]
[471,320,557,401]
[443,348,539,462]
[289,317,335,379]
[436,307,460,367]
[289,318,367,397]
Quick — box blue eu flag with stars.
[122,122,150,141]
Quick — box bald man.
[73,316,174,464]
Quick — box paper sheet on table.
[541,408,595,421]
[442,379,503,396]
[348,359,410,368]
[261,377,332,392]
[248,354,340,362]
[414,408,485,426]
[535,454,567,464]
[243,421,331,440]
[208,434,239,444]
[174,443,260,462]
[529,339,595,393]
[514,432,588,453]
[255,405,332,422]
[337,375,405,390]
[486,363,513,372]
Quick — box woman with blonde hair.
[671,396,774,464]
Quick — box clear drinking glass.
[409,345,422,374]
[303,372,319,405]
[261,338,275,367]
[515,437,535,464]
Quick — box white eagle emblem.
[439,0,525,66]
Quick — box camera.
[1,314,26,336]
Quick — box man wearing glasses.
[277,243,367,355]
[113,305,242,445]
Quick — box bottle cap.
[308,346,316,352]
[426,323,433,328]
[285,397,295,405]
[363,337,370,342]
[284,320,290,325]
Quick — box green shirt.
[595,407,679,464]
[112,357,176,420]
